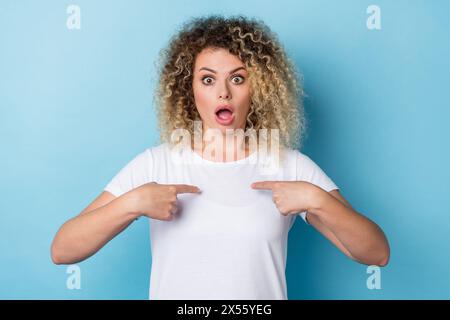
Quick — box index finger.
[173,184,202,194]
[251,181,276,190]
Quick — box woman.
[51,15,390,300]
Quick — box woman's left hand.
[250,180,322,216]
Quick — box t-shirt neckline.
[189,147,258,166]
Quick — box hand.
[128,182,201,221]
[250,181,319,216]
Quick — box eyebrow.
[198,66,246,74]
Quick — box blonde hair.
[153,14,307,152]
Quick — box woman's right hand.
[128,182,201,221]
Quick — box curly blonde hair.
[153,15,307,151]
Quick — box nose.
[218,82,231,100]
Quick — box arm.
[251,180,390,267]
[307,187,390,266]
[50,191,140,265]
[51,182,200,265]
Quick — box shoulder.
[280,148,328,177]
[283,147,310,162]
[282,148,319,167]
[145,142,171,159]
[277,147,309,167]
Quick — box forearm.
[308,187,390,266]
[51,193,140,265]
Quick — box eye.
[231,75,245,84]
[201,76,214,85]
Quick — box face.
[192,47,252,136]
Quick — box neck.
[192,129,249,162]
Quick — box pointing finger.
[173,184,202,194]
[251,181,276,190]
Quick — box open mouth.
[214,105,235,125]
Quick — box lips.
[214,105,235,126]
[214,104,234,115]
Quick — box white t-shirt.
[104,142,338,300]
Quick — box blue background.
[1,0,449,299]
